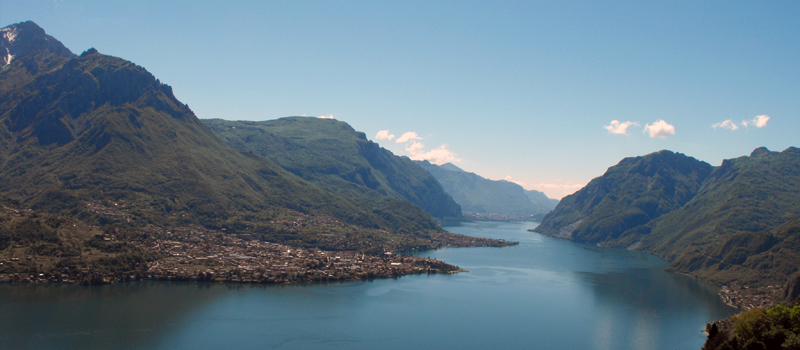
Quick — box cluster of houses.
[135,225,461,284]
[718,284,785,310]
[1,202,511,286]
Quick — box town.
[136,225,465,284]
[0,202,519,285]
[0,222,466,285]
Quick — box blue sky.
[3,1,798,198]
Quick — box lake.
[0,221,736,349]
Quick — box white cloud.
[375,130,395,141]
[318,115,334,119]
[740,115,770,128]
[603,120,639,135]
[750,115,770,128]
[712,119,739,131]
[405,140,425,153]
[643,120,675,138]
[396,131,422,143]
[389,129,460,165]
[405,141,460,165]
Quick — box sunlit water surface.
[0,221,736,349]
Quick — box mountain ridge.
[415,160,558,218]
[534,150,713,242]
[1,21,74,69]
[202,117,462,220]
[535,147,800,294]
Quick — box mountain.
[202,117,462,219]
[0,21,508,257]
[1,21,74,69]
[415,161,558,218]
[650,147,800,286]
[535,147,800,290]
[525,190,560,217]
[534,150,713,242]
[0,22,347,230]
[0,20,516,285]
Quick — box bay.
[0,221,736,349]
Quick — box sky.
[2,1,799,199]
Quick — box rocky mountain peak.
[750,146,772,157]
[80,47,99,57]
[439,162,466,173]
[1,21,74,69]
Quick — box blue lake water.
[0,221,736,349]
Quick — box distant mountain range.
[535,148,800,291]
[0,21,511,284]
[415,161,558,219]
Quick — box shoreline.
[0,206,515,287]
[531,231,783,313]
[1,224,505,286]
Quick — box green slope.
[535,150,713,242]
[535,147,800,288]
[202,117,462,219]
[415,160,558,218]
[648,147,800,286]
[0,45,316,225]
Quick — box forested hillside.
[536,148,800,291]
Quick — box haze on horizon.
[2,1,798,199]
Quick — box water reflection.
[0,282,234,349]
[440,221,736,350]
[568,251,731,349]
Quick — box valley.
[2,17,799,350]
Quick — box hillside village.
[0,202,514,285]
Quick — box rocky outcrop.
[785,272,800,302]
[1,21,74,68]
